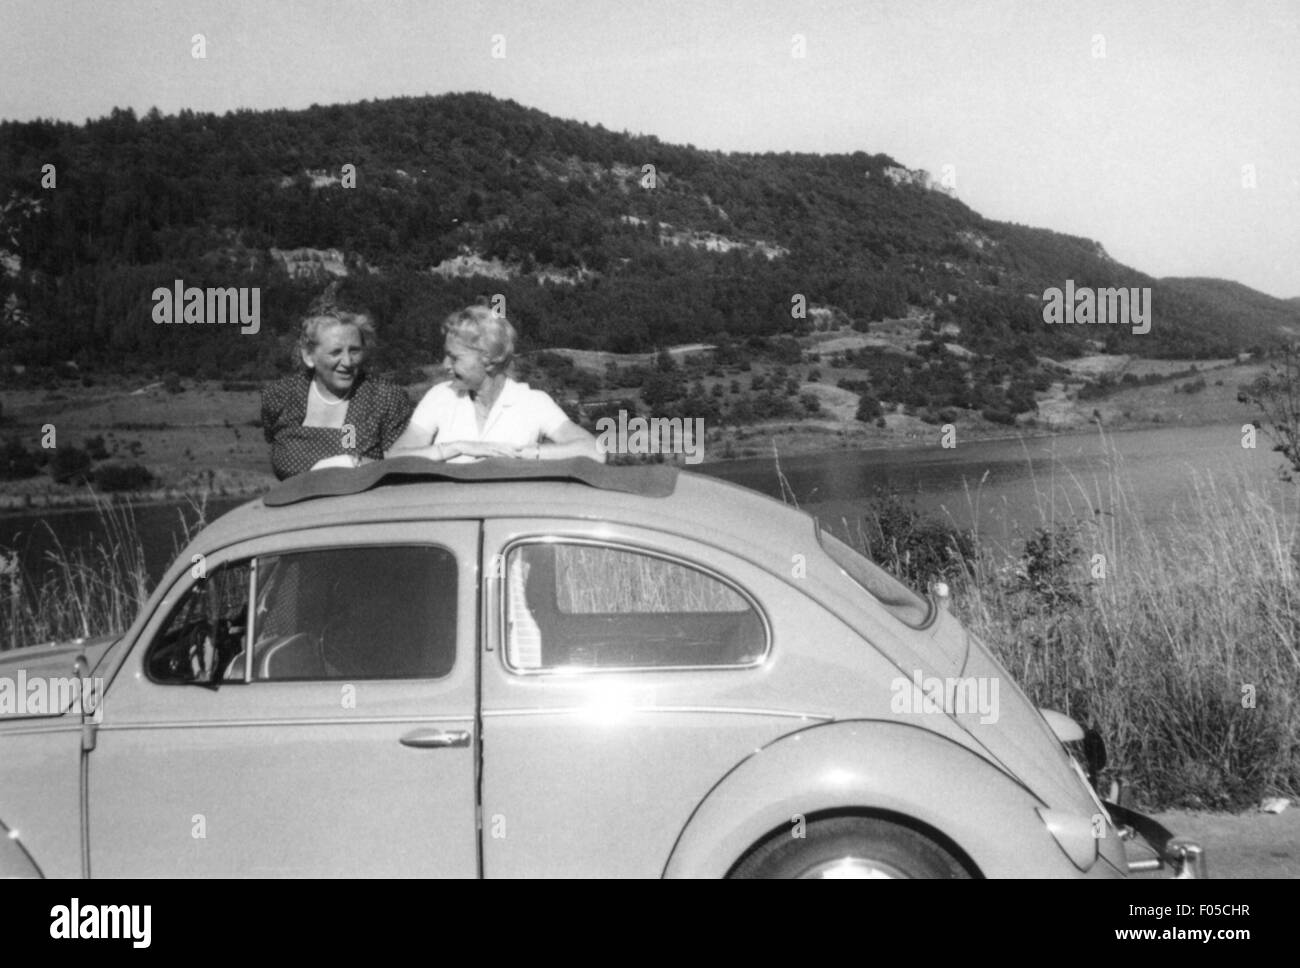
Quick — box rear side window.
[146,546,457,683]
[504,541,766,671]
[819,530,931,627]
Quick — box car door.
[479,519,823,877]
[88,521,479,877]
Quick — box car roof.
[195,458,818,562]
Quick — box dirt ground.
[1147,806,1300,878]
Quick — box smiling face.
[302,322,365,397]
[443,335,490,393]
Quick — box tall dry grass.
[0,495,210,651]
[831,435,1300,810]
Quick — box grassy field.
[0,378,275,508]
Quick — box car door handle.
[399,728,471,749]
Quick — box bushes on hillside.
[855,394,882,422]
[1,438,41,480]
[49,446,93,485]
[92,462,155,492]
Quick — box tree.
[1243,343,1300,482]
[855,394,882,422]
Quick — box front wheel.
[730,816,971,879]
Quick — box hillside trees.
[0,92,1285,379]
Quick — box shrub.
[982,407,1016,425]
[93,462,155,492]
[50,446,93,485]
[944,447,1300,809]
[0,438,40,480]
[833,493,976,590]
[855,394,882,422]
[84,435,110,460]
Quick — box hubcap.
[797,856,909,879]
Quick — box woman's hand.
[448,440,521,459]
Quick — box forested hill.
[1,92,1295,379]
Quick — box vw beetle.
[0,458,1204,877]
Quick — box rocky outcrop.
[269,247,350,279]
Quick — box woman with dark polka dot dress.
[261,310,414,480]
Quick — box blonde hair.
[296,310,376,367]
[442,305,516,374]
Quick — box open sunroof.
[262,456,680,506]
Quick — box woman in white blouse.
[390,305,604,463]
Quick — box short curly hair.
[442,305,515,373]
[296,310,376,367]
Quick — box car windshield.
[819,529,932,627]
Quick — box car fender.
[663,719,1096,878]
[0,817,42,878]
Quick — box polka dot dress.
[261,372,415,480]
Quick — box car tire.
[730,816,971,879]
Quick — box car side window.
[147,546,457,683]
[146,561,250,685]
[504,542,766,671]
[252,546,457,681]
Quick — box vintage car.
[0,458,1204,878]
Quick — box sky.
[1,0,1296,298]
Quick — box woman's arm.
[389,433,501,462]
[521,420,606,463]
[386,420,433,455]
[385,385,448,458]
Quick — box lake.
[697,422,1294,553]
[1,422,1293,591]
